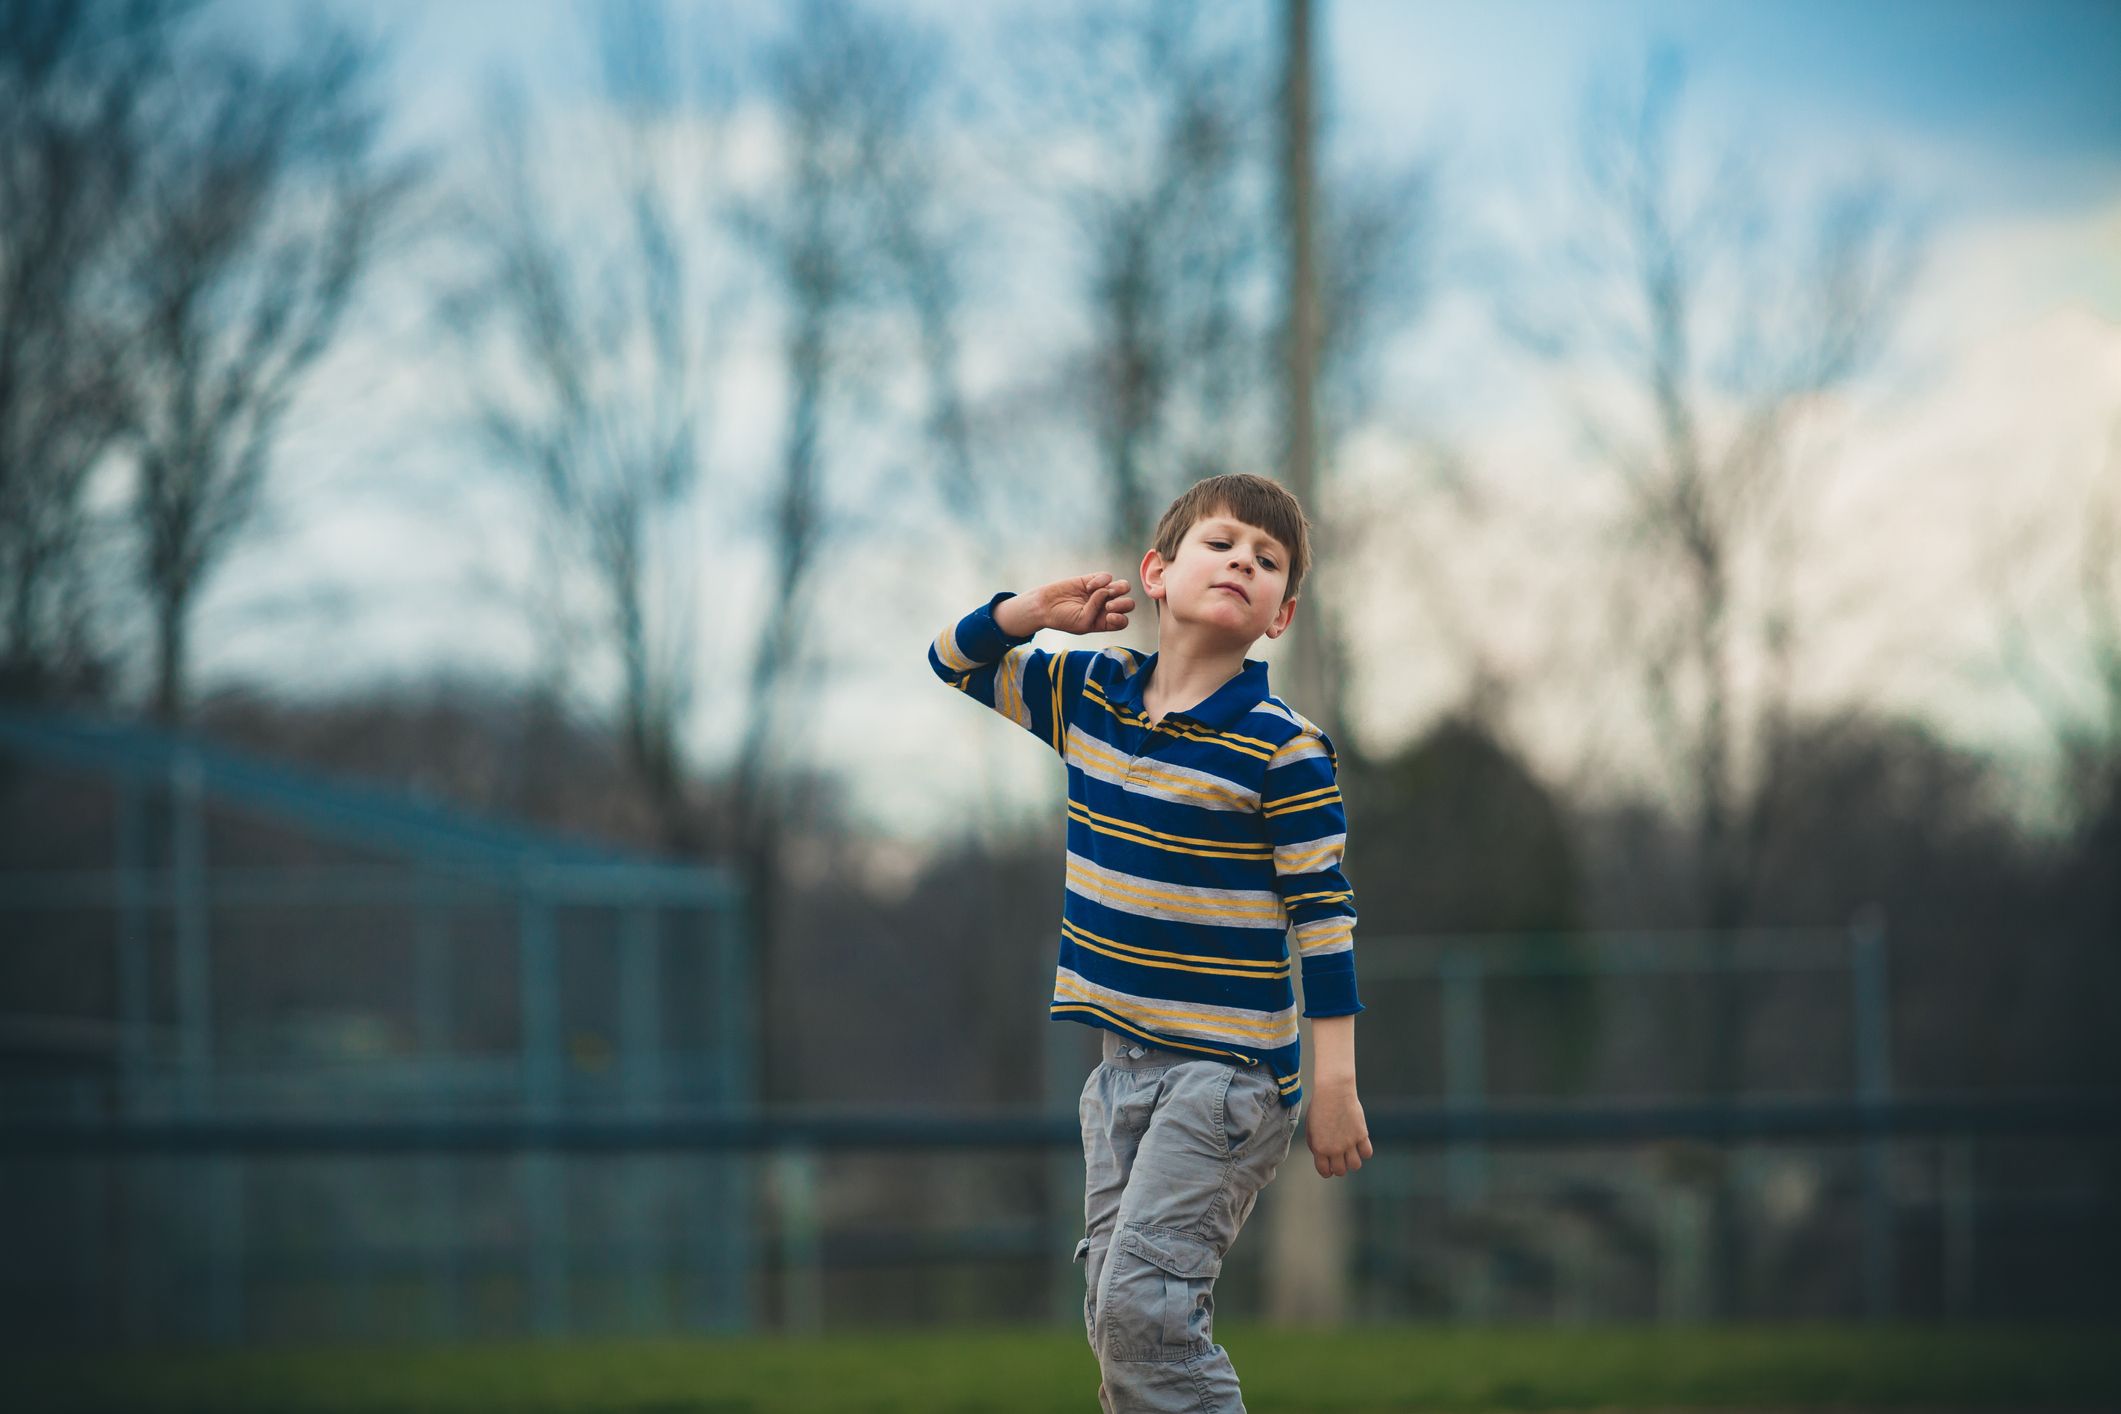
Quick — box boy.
[926,472,1372,1412]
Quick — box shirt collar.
[1113,652,1272,731]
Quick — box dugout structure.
[0,707,754,1347]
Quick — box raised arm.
[927,574,1135,754]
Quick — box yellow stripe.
[1052,651,1064,751]
[1295,921,1355,952]
[1083,681,1275,760]
[1263,792,1341,819]
[933,628,977,674]
[995,646,1019,726]
[1065,933,1290,981]
[1263,785,1341,817]
[1062,920,1290,978]
[1278,1073,1301,1093]
[1070,801,1269,853]
[1270,731,1334,766]
[1068,860,1284,925]
[1065,802,1272,860]
[1069,734,1255,811]
[1049,1004,1261,1064]
[1053,977,1297,1045]
[1087,681,1275,760]
[1276,842,1343,874]
[1282,889,1352,906]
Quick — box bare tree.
[442,0,730,850]
[1001,0,1426,673]
[725,0,953,1099]
[1078,0,1270,555]
[1987,422,2121,831]
[1500,47,1919,1316]
[123,23,416,722]
[1506,50,1918,934]
[0,0,173,700]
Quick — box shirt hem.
[1051,1007,1305,1108]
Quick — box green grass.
[21,1323,2119,1413]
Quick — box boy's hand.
[1025,573,1135,636]
[1304,1080,1372,1179]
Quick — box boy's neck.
[1142,622,1256,723]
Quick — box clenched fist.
[1002,573,1136,637]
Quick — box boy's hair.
[1150,473,1312,606]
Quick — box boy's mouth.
[1212,582,1249,602]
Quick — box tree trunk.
[153,585,189,725]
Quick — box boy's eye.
[1209,538,1276,569]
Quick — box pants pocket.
[1218,1063,1272,1156]
[1100,1224,1223,1361]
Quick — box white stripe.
[1296,937,1354,958]
[1066,852,1285,928]
[1063,730,1261,812]
[1273,832,1346,874]
[996,646,1035,730]
[1268,734,1331,768]
[1252,698,1303,730]
[1055,966,1299,1045]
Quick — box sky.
[192,0,2121,845]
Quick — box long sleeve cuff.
[960,590,1035,661]
[1299,954,1364,1019]
[932,591,1036,682]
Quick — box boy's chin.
[1170,608,1268,644]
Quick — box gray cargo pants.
[1073,1027,1304,1413]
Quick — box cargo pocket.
[1075,1235,1095,1347]
[1103,1224,1222,1360]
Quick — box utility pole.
[1266,0,1352,1328]
[1282,0,1328,732]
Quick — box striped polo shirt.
[928,591,1363,1108]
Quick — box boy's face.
[1141,508,1298,645]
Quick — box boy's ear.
[1139,546,1167,603]
[1264,594,1297,639]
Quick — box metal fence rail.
[6,1092,2115,1155]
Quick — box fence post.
[114,775,153,1345]
[415,890,461,1340]
[1852,911,1895,1320]
[115,779,151,1116]
[776,1146,822,1334]
[1441,950,1493,1320]
[620,905,665,1331]
[1942,1137,1976,1318]
[169,750,244,1345]
[520,892,567,1336]
[1045,1002,1093,1325]
[700,895,757,1334]
[171,752,210,1114]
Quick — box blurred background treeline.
[1,0,2117,1351]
